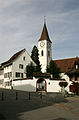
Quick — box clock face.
[40,42,45,47]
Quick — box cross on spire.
[39,17,51,43]
[44,16,46,25]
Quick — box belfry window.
[41,50,44,56]
[48,51,50,56]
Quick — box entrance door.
[36,78,47,92]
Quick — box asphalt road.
[0,89,79,120]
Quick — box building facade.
[0,49,36,88]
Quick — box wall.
[0,69,4,86]
[4,65,12,82]
[0,69,4,80]
[46,80,61,92]
[38,40,52,73]
[12,78,37,92]
[38,40,48,73]
[12,78,67,93]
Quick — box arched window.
[41,50,44,56]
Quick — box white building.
[0,49,36,88]
[38,20,52,73]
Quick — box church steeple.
[39,17,51,43]
[38,18,52,73]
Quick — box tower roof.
[39,21,52,43]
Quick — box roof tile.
[54,57,79,73]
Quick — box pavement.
[0,89,79,120]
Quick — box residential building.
[0,49,36,88]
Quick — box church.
[38,18,79,82]
[0,19,79,93]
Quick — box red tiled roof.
[39,23,51,42]
[54,57,79,73]
[1,49,25,66]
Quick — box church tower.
[38,18,52,73]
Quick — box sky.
[0,0,79,63]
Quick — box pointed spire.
[39,17,51,43]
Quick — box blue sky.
[0,0,79,63]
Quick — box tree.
[31,45,41,72]
[26,62,36,78]
[69,81,79,95]
[47,60,60,78]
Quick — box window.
[8,72,12,78]
[48,51,50,56]
[0,79,3,85]
[41,50,44,56]
[23,56,26,61]
[4,73,7,78]
[4,72,12,78]
[15,72,23,78]
[19,64,23,69]
[10,72,12,77]
[5,82,11,86]
[21,73,23,78]
[16,72,20,77]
